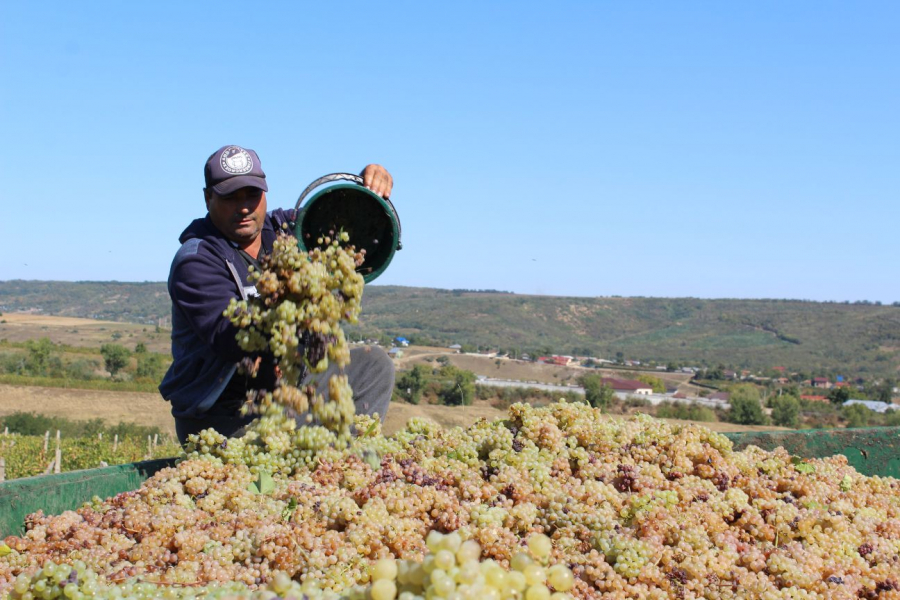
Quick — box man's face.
[204,187,267,246]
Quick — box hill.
[1,280,898,377]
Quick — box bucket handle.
[295,172,402,250]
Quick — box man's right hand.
[361,164,393,198]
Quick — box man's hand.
[361,164,393,198]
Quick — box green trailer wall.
[723,426,900,479]
[0,458,176,539]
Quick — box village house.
[601,378,653,396]
[548,355,574,366]
[812,377,831,389]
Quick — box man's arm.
[169,249,246,363]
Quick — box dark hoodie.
[159,208,296,419]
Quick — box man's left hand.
[361,164,393,198]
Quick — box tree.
[25,337,55,376]
[439,366,475,406]
[396,364,428,405]
[875,379,895,403]
[136,353,167,380]
[828,387,851,405]
[134,342,148,354]
[842,403,871,428]
[579,374,615,410]
[635,374,667,394]
[100,344,131,376]
[771,395,800,428]
[726,384,767,425]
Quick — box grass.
[0,374,161,393]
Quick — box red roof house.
[601,378,653,395]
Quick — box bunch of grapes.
[223,230,365,441]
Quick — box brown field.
[0,313,171,354]
[0,383,178,435]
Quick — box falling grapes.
[222,230,365,442]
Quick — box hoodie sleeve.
[269,208,299,232]
[169,242,246,363]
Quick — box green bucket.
[294,173,402,283]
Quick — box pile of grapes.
[2,403,900,599]
[2,234,900,599]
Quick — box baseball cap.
[204,145,268,195]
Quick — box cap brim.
[211,175,268,196]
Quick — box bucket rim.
[294,182,400,283]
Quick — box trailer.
[1,427,898,539]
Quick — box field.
[0,383,781,442]
[0,314,782,452]
[0,312,170,354]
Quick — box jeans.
[175,345,395,445]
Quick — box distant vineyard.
[0,432,180,481]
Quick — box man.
[159,145,395,444]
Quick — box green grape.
[527,534,552,561]
[371,558,398,582]
[370,579,397,600]
[547,564,574,592]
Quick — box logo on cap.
[220,146,254,175]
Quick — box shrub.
[0,351,26,375]
[25,337,55,375]
[64,358,100,380]
[726,384,768,425]
[842,403,872,428]
[0,412,162,438]
[439,366,475,406]
[136,353,167,381]
[396,364,429,405]
[579,374,615,410]
[100,344,130,375]
[635,374,667,394]
[657,402,716,422]
[771,395,801,428]
[623,396,652,409]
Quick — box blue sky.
[1,2,897,302]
